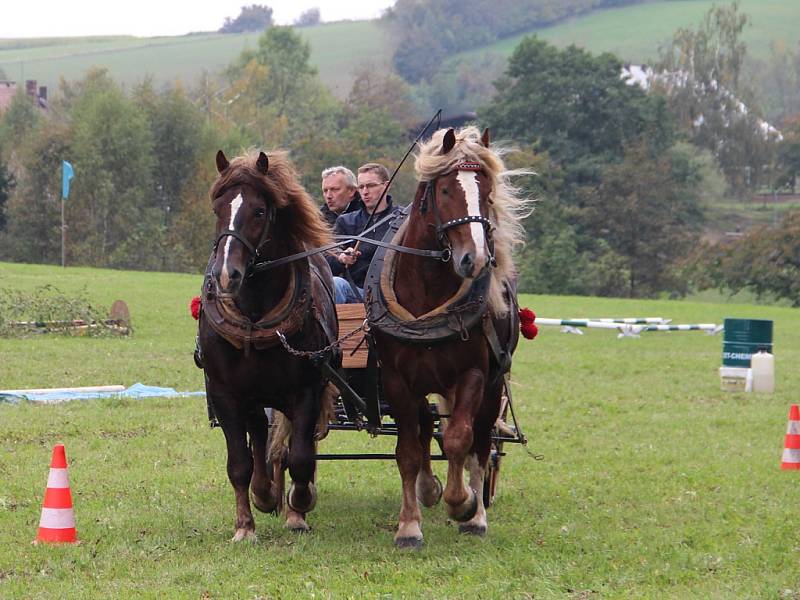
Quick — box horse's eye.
[254,208,266,218]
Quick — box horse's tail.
[268,411,292,464]
[266,383,337,461]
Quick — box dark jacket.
[327,197,401,288]
[320,192,364,226]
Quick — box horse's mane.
[210,150,332,249]
[415,127,532,316]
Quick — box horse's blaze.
[455,171,488,270]
[220,193,244,290]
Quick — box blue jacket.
[327,197,401,288]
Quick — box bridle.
[419,162,497,269]
[212,198,277,278]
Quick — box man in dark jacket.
[320,166,362,226]
[328,163,401,303]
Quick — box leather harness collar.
[202,255,311,355]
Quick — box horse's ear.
[215,150,229,173]
[441,128,456,155]
[481,128,490,148]
[256,151,269,174]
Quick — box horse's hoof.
[416,474,443,508]
[285,517,311,533]
[394,536,424,550]
[449,488,479,523]
[251,489,280,515]
[231,528,257,543]
[458,522,487,536]
[287,481,317,513]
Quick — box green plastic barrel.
[722,318,773,367]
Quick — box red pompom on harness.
[519,307,537,340]
[190,296,201,320]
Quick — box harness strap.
[333,234,451,260]
[249,210,405,273]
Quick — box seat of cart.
[336,304,369,369]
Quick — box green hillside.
[0,1,797,99]
[455,0,799,65]
[0,20,391,97]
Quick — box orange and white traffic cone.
[781,405,800,471]
[34,443,78,544]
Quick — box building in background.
[0,79,48,114]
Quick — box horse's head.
[418,128,495,279]
[210,150,275,296]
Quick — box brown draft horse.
[369,126,530,548]
[198,149,337,541]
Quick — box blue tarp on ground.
[0,383,204,404]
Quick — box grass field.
[1,261,800,597]
[454,0,800,68]
[0,21,391,98]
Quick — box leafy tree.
[0,154,15,232]
[416,52,506,117]
[753,40,800,124]
[219,4,274,33]
[484,36,673,188]
[133,81,206,217]
[230,26,318,119]
[687,211,800,306]
[0,89,40,147]
[0,123,69,263]
[580,142,705,296]
[656,2,777,196]
[774,117,800,193]
[66,70,155,266]
[295,7,320,27]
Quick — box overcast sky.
[1,1,395,38]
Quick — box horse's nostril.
[229,269,242,282]
[460,253,474,270]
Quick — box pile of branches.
[0,285,129,337]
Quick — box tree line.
[1,3,799,304]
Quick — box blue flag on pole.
[62,160,74,200]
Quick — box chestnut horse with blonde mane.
[366,126,530,548]
[198,149,337,541]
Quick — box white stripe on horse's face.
[221,193,244,287]
[455,171,487,262]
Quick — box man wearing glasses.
[320,165,362,226]
[328,163,401,304]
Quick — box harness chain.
[276,320,369,361]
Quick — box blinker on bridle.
[420,162,497,268]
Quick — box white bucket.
[720,366,751,392]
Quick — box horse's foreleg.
[383,368,425,549]
[460,454,487,535]
[248,408,281,515]
[415,399,442,508]
[285,386,320,530]
[442,368,483,523]
[220,419,257,542]
[460,378,503,536]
